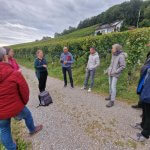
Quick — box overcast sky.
[0,0,127,46]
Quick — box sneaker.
[106,101,114,108]
[71,86,74,89]
[81,86,86,90]
[131,104,142,109]
[131,133,147,142]
[130,123,142,130]
[64,85,67,88]
[88,88,91,92]
[30,125,43,136]
[105,96,111,101]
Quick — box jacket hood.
[91,52,98,56]
[115,51,128,58]
[0,62,14,82]
[121,52,128,58]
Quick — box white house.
[95,20,123,35]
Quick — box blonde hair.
[63,47,68,50]
[112,44,123,51]
[36,49,43,56]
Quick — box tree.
[140,19,150,27]
[144,6,150,19]
[54,33,61,38]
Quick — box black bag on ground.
[38,91,53,107]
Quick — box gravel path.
[22,66,150,150]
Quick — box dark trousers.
[141,102,150,139]
[62,67,74,87]
[138,100,143,108]
[38,71,48,92]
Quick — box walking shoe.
[105,96,111,101]
[130,123,142,131]
[30,125,43,136]
[140,114,143,118]
[131,104,142,109]
[88,88,92,92]
[71,86,74,89]
[106,101,114,107]
[64,85,67,88]
[81,86,86,90]
[131,133,147,142]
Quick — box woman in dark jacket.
[132,67,150,142]
[0,47,43,150]
[34,50,48,92]
[132,51,150,109]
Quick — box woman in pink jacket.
[5,47,21,71]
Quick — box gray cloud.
[0,0,127,46]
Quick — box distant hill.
[55,0,150,38]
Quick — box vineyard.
[13,27,150,103]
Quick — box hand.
[64,61,67,64]
[104,70,107,75]
[18,69,22,73]
[43,65,47,68]
[110,70,117,76]
[60,60,63,63]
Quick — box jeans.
[84,69,96,88]
[0,106,35,150]
[109,76,118,101]
[62,67,74,87]
[38,71,48,92]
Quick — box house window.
[97,31,102,35]
[117,27,120,31]
[102,30,105,34]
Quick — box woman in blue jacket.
[132,51,150,109]
[34,50,48,92]
[131,51,150,142]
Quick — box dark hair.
[4,47,11,55]
[147,51,150,58]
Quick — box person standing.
[132,44,150,109]
[105,44,127,107]
[81,47,100,92]
[60,47,74,88]
[131,67,150,142]
[5,47,21,72]
[0,47,43,150]
[34,50,48,92]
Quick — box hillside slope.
[12,25,97,49]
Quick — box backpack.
[38,91,53,107]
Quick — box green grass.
[17,58,139,104]
[0,120,31,150]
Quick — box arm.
[34,59,44,69]
[44,58,48,65]
[105,57,113,75]
[16,72,29,105]
[14,59,20,70]
[116,56,126,74]
[60,54,64,64]
[93,56,100,69]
